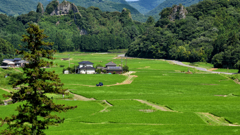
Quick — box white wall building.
[77,61,95,74]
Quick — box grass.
[1,52,240,134]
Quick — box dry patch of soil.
[139,109,155,113]
[135,99,174,112]
[214,95,227,97]
[208,68,218,71]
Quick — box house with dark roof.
[98,62,122,74]
[77,61,95,74]
[1,58,28,67]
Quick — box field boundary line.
[196,112,239,126]
[69,92,95,101]
[78,122,207,126]
[0,87,11,93]
[134,99,175,112]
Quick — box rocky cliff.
[168,5,188,21]
[49,1,82,17]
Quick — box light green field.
[1,53,240,134]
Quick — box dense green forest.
[127,0,165,14]
[0,1,146,57]
[126,0,240,72]
[146,0,199,20]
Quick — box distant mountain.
[0,0,148,22]
[146,0,199,19]
[67,0,140,14]
[127,0,165,14]
[0,0,49,16]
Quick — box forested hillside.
[146,0,199,20]
[0,0,148,22]
[0,0,146,61]
[126,0,240,72]
[0,0,50,16]
[127,0,165,14]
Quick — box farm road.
[118,54,236,75]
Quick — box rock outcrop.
[168,5,188,21]
[80,29,88,35]
[50,0,82,17]
[36,2,44,14]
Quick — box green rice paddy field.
[1,52,240,134]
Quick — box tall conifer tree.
[0,24,77,135]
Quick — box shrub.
[60,65,65,67]
[123,65,129,72]
[96,64,103,68]
[113,71,116,74]
[0,99,3,105]
[95,69,102,74]
[102,70,107,73]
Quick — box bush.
[60,65,65,67]
[95,69,102,74]
[102,70,107,73]
[113,71,116,74]
[123,65,129,72]
[96,64,103,68]
[0,99,4,105]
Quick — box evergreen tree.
[0,24,77,135]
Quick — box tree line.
[126,0,240,72]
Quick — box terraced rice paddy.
[1,52,240,134]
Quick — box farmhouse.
[98,62,122,74]
[77,61,95,74]
[1,58,28,67]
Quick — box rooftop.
[78,61,94,64]
[106,62,117,66]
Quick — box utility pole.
[68,54,70,68]
[121,57,123,74]
[126,57,127,66]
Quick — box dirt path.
[0,87,11,93]
[70,71,138,87]
[70,92,95,101]
[196,112,239,126]
[135,99,174,112]
[99,100,113,113]
[106,71,137,86]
